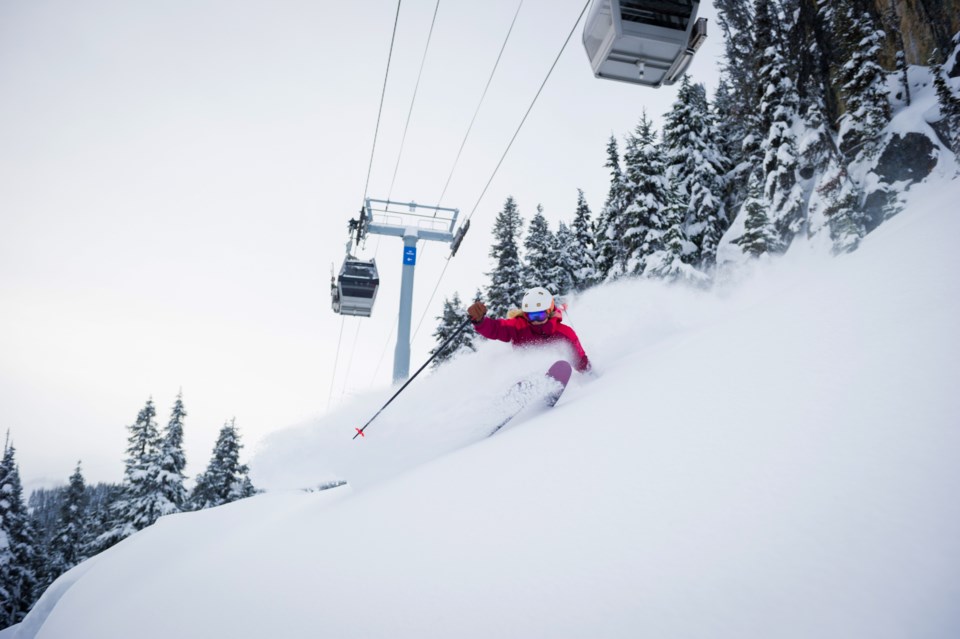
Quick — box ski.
[489,360,573,436]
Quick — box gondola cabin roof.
[583,0,706,88]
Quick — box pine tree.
[643,191,695,281]
[569,189,598,291]
[486,196,525,316]
[734,169,781,257]
[715,75,753,217]
[188,420,256,511]
[662,76,729,267]
[522,205,555,292]
[802,79,870,251]
[931,35,960,156]
[430,292,476,368]
[621,112,670,275]
[82,484,123,558]
[715,0,761,208]
[797,81,834,181]
[157,392,188,515]
[26,488,61,552]
[833,2,891,160]
[820,165,866,253]
[0,440,39,628]
[99,399,166,547]
[547,222,577,297]
[789,0,826,98]
[714,0,757,169]
[754,0,805,248]
[594,136,627,280]
[44,463,90,589]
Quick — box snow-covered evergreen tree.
[754,0,805,248]
[486,196,525,316]
[44,463,90,589]
[99,399,166,547]
[547,222,577,297]
[430,292,475,368]
[714,0,756,150]
[932,34,960,156]
[820,165,866,253]
[643,191,697,282]
[0,440,39,628]
[714,75,754,217]
[188,420,256,511]
[797,82,834,181]
[714,0,758,211]
[568,189,598,291]
[82,484,123,558]
[833,2,891,160]
[522,205,555,292]
[621,112,669,276]
[594,136,627,280]
[734,170,781,257]
[805,113,867,250]
[157,392,188,514]
[662,76,729,267]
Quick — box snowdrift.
[8,173,960,638]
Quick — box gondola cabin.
[583,0,707,88]
[331,258,379,317]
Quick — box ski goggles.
[525,310,549,322]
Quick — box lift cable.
[346,1,442,396]
[387,0,442,202]
[463,0,591,226]
[349,0,440,393]
[331,0,402,408]
[410,258,453,341]
[362,0,404,206]
[408,0,589,344]
[370,1,525,379]
[368,0,443,258]
[339,318,364,401]
[370,0,524,386]
[327,316,347,410]
[409,0,523,272]
[435,0,524,208]
[371,0,589,386]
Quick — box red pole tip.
[355,428,365,438]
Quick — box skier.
[467,287,591,373]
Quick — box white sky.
[0,0,724,491]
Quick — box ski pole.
[353,317,473,439]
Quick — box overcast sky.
[0,0,723,491]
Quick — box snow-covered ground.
[7,162,960,637]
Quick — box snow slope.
[7,170,960,637]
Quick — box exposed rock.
[861,132,937,231]
[875,0,960,66]
[863,188,896,233]
[875,132,938,184]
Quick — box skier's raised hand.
[467,301,487,323]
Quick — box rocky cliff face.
[879,0,960,66]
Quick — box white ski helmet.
[521,286,554,314]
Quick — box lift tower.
[361,198,464,383]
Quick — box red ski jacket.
[473,311,590,372]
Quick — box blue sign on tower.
[403,246,417,265]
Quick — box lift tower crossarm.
[361,198,465,383]
[364,224,454,244]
